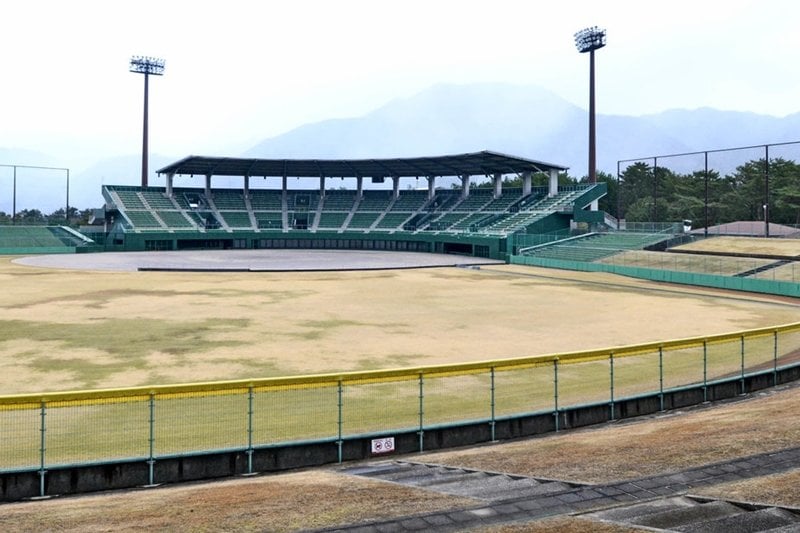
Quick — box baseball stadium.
[0,137,799,531]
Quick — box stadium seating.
[453,190,493,212]
[218,211,254,229]
[156,210,195,229]
[347,212,382,230]
[254,212,283,230]
[140,190,178,210]
[249,190,283,210]
[101,183,607,237]
[321,191,356,211]
[389,191,429,211]
[317,211,349,230]
[210,190,247,210]
[357,191,393,211]
[113,189,146,210]
[0,226,90,250]
[374,212,413,231]
[521,232,669,262]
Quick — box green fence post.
[658,347,665,411]
[489,367,497,441]
[553,359,560,432]
[740,335,746,395]
[773,331,779,386]
[337,380,343,464]
[417,373,424,452]
[246,386,254,474]
[609,353,615,421]
[38,400,46,498]
[147,393,156,486]
[703,340,708,403]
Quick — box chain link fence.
[1,322,798,490]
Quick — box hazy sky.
[2,0,799,171]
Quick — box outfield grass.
[673,236,800,257]
[1,258,797,395]
[1,256,798,469]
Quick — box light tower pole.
[574,27,606,184]
[129,56,165,188]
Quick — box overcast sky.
[1,0,799,170]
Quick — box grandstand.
[90,151,617,258]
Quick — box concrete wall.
[2,366,797,502]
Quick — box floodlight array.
[129,56,166,75]
[574,27,607,53]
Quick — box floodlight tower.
[574,27,606,184]
[129,56,165,187]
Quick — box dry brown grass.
[673,236,800,257]
[420,383,800,484]
[694,469,800,508]
[1,259,795,394]
[0,471,476,532]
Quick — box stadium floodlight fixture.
[129,56,166,188]
[129,56,165,75]
[574,26,607,53]
[574,27,606,184]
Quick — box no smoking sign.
[370,437,396,455]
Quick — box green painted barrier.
[510,255,800,298]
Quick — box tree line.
[0,207,95,226]
[478,157,800,227]
[598,157,800,226]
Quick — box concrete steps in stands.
[341,460,581,502]
[586,495,800,532]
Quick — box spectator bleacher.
[374,212,413,231]
[521,232,670,262]
[102,183,606,237]
[0,226,92,251]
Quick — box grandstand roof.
[156,151,567,178]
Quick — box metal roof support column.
[356,176,363,197]
[461,175,470,198]
[319,176,326,198]
[243,175,250,198]
[165,172,174,197]
[426,176,436,200]
[392,176,400,198]
[205,174,212,198]
[493,173,502,199]
[522,171,532,197]
[548,169,558,197]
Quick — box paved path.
[317,446,800,532]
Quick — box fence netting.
[0,323,798,473]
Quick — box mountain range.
[3,83,799,212]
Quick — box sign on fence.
[371,437,396,455]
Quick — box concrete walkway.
[319,446,800,532]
